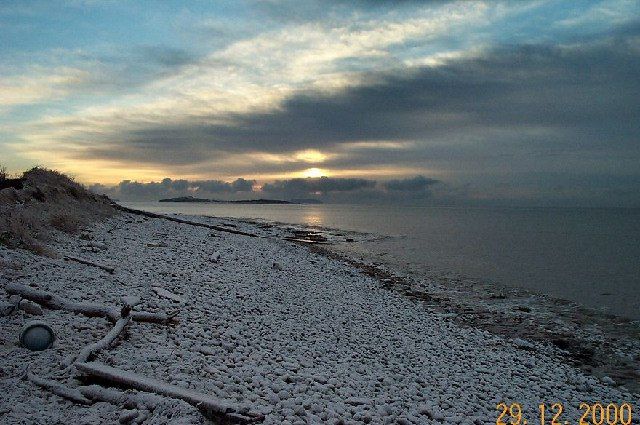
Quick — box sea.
[122,202,640,320]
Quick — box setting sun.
[302,167,325,178]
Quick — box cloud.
[251,0,454,24]
[14,1,488,165]
[262,176,376,196]
[383,175,439,191]
[0,66,90,107]
[5,2,640,206]
[61,28,639,172]
[261,175,441,203]
[0,45,199,110]
[91,175,443,203]
[90,177,256,201]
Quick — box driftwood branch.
[27,370,93,405]
[78,384,169,410]
[28,374,169,414]
[76,362,264,424]
[64,255,115,274]
[75,316,130,364]
[113,204,258,238]
[6,283,177,324]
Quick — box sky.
[1,0,639,205]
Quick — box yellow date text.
[495,402,633,425]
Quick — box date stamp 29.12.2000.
[496,402,634,425]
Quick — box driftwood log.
[74,316,130,364]
[113,203,258,238]
[6,283,177,324]
[78,384,167,408]
[72,296,140,366]
[27,371,92,405]
[63,255,115,274]
[10,278,261,422]
[76,362,264,424]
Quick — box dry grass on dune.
[0,166,116,255]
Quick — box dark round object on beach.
[20,321,55,351]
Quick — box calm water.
[124,202,640,319]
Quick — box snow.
[1,212,638,424]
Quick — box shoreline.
[223,214,640,393]
[1,209,638,423]
[115,207,640,392]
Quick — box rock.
[118,409,139,424]
[601,376,616,386]
[513,338,535,350]
[272,262,283,270]
[19,299,43,315]
[0,299,17,316]
[86,241,107,250]
[210,252,221,263]
[345,397,370,406]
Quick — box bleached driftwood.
[63,255,115,274]
[5,283,177,324]
[76,362,264,424]
[74,316,130,364]
[78,384,166,409]
[28,374,170,415]
[113,204,258,237]
[152,286,184,303]
[27,370,92,405]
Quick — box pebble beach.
[1,210,638,424]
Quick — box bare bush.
[1,208,50,255]
[49,211,82,234]
[0,167,116,255]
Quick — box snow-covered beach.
[1,209,638,424]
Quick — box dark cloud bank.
[90,175,441,203]
[83,22,640,206]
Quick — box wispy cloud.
[0,66,90,108]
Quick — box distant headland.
[158,195,322,204]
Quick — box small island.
[158,195,322,204]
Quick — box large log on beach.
[113,203,258,237]
[75,362,264,424]
[5,283,177,324]
[27,371,93,405]
[63,255,115,274]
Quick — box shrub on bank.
[0,166,115,255]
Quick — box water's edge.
[226,214,640,394]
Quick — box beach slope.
[0,211,636,424]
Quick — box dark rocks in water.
[285,230,329,244]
